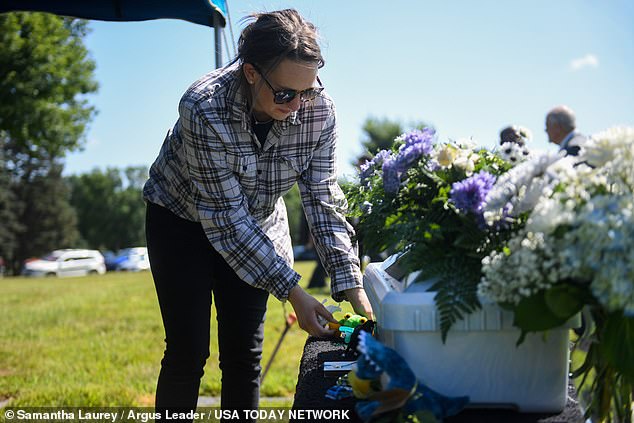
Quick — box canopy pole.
[214,20,222,69]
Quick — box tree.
[13,164,80,270]
[0,13,98,170]
[124,166,149,190]
[360,117,405,156]
[111,166,147,249]
[68,166,148,251]
[355,116,430,166]
[282,183,303,245]
[0,12,98,273]
[0,146,22,270]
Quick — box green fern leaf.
[427,256,482,342]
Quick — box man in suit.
[545,105,587,156]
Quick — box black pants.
[146,202,269,422]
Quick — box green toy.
[339,312,368,328]
[327,312,368,330]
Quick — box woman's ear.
[242,63,258,85]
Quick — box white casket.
[363,256,580,412]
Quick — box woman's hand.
[288,286,338,337]
[344,287,374,321]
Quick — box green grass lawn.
[0,262,353,407]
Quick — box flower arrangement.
[479,126,634,422]
[347,125,634,421]
[346,128,520,339]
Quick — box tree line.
[1,163,150,275]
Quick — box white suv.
[23,249,106,277]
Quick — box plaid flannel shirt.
[143,63,362,301]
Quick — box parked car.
[22,249,106,277]
[292,245,318,261]
[111,247,150,272]
[102,251,120,271]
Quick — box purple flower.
[359,161,373,182]
[382,158,400,194]
[450,171,497,214]
[402,128,436,148]
[359,128,435,192]
[359,150,392,185]
[395,143,429,172]
[395,128,435,173]
[374,149,392,166]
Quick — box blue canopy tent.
[0,0,229,68]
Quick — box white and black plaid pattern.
[143,63,362,301]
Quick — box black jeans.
[146,202,269,422]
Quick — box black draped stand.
[292,337,585,423]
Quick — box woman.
[143,9,373,420]
[498,125,531,147]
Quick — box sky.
[63,0,634,179]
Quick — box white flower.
[435,144,458,167]
[527,195,573,234]
[453,149,479,174]
[479,230,562,304]
[582,126,634,193]
[572,194,634,315]
[454,137,478,151]
[583,126,634,167]
[516,126,533,144]
[483,151,564,224]
[583,140,614,168]
[498,142,531,165]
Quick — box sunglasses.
[252,64,324,104]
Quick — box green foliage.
[544,284,588,320]
[282,183,303,245]
[512,287,586,345]
[513,285,587,334]
[124,167,150,190]
[10,164,80,273]
[0,12,98,167]
[571,308,634,422]
[360,117,404,156]
[425,257,482,342]
[0,148,22,267]
[600,313,634,385]
[67,166,148,251]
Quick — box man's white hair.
[546,105,576,132]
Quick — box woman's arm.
[298,101,374,319]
